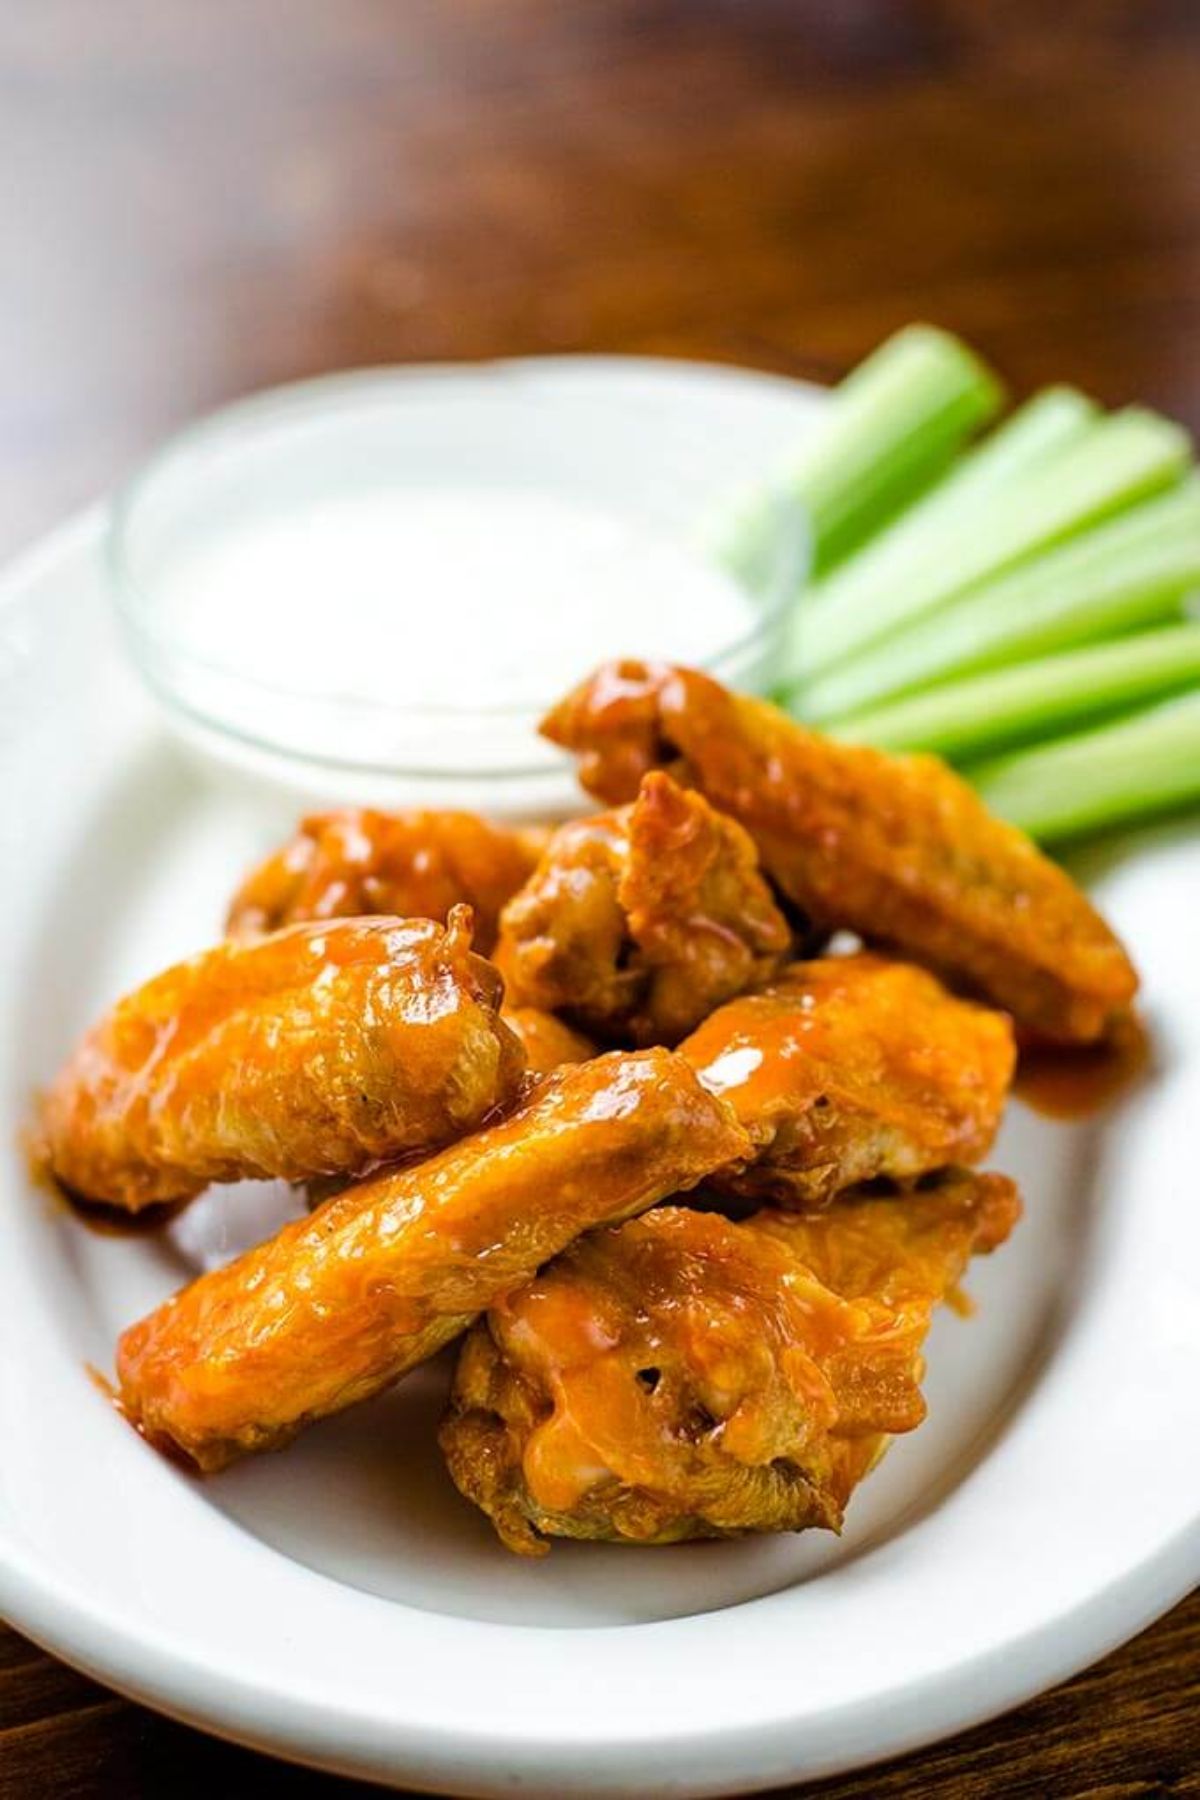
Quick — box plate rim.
[2,1508,1198,1795]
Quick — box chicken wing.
[500,1008,597,1075]
[680,954,1015,1206]
[542,661,1137,1043]
[440,1169,1019,1553]
[494,769,791,1045]
[116,1048,751,1471]
[226,807,548,953]
[41,910,523,1211]
[299,1006,595,1206]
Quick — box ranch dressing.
[160,485,757,715]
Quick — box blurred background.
[7,0,1200,563]
[3,3,1199,1796]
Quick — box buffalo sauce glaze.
[493,1208,869,1517]
[22,1107,189,1234]
[1016,1010,1150,1120]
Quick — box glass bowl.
[107,360,809,816]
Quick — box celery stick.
[910,385,1099,497]
[790,387,1099,678]
[969,691,1200,840]
[791,406,1192,700]
[832,622,1200,759]
[716,325,1004,589]
[787,482,1200,719]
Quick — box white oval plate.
[1,356,1198,1798]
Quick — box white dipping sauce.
[162,486,756,711]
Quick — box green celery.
[831,621,1200,759]
[791,406,1192,712]
[788,482,1200,719]
[791,387,1100,680]
[969,690,1200,840]
[716,325,1004,590]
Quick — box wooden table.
[2,3,1197,1793]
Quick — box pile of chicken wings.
[39,662,1138,1554]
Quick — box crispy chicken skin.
[226,808,549,953]
[494,770,791,1046]
[542,661,1138,1043]
[500,1008,597,1075]
[441,1170,1020,1553]
[42,910,523,1211]
[116,1049,751,1471]
[680,955,1016,1206]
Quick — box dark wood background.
[2,1,1197,1794]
